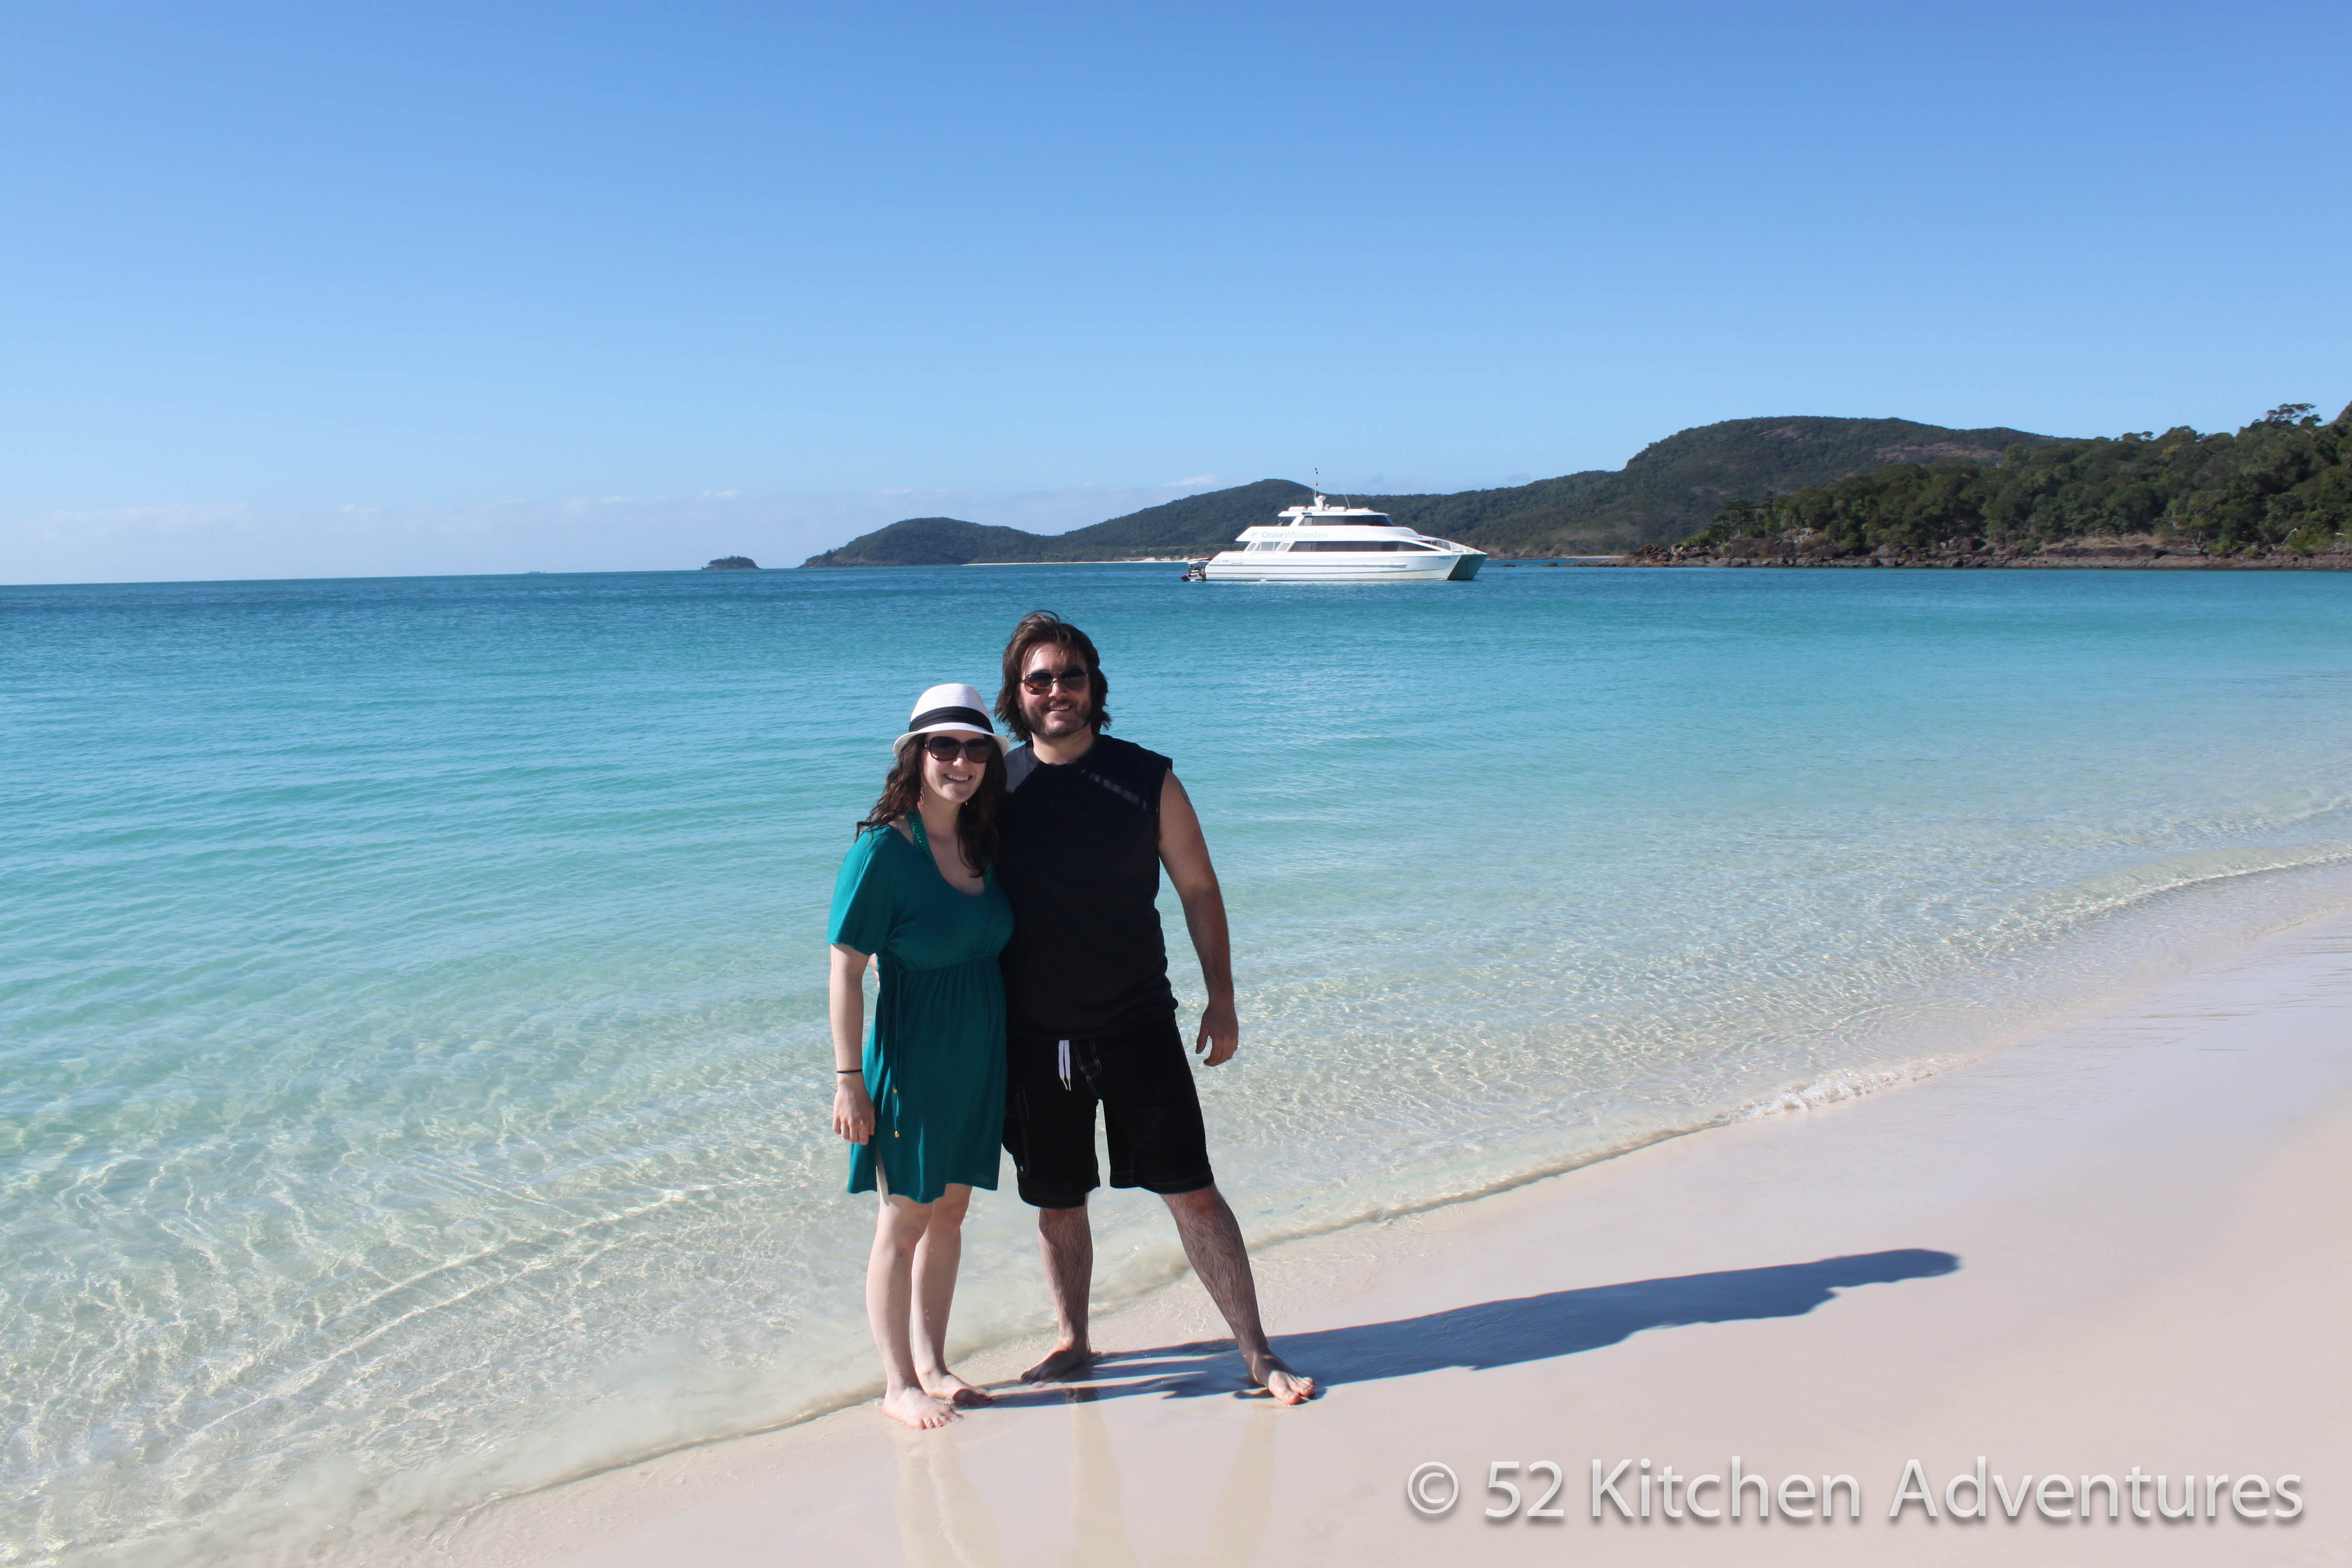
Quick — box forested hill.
[798,484,1317,566]
[799,416,2063,565]
[1687,402,2352,557]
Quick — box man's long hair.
[856,740,1006,871]
[995,611,1110,743]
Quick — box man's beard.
[1029,700,1088,736]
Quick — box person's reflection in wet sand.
[890,1386,1278,1565]
[1060,1391,1275,1568]
[1193,1408,1275,1566]
[1060,1392,1138,1568]
[894,1425,1008,1568]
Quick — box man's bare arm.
[1159,771,1238,1065]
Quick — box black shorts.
[1003,1015,1214,1209]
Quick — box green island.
[1668,401,2352,568]
[797,403,2351,569]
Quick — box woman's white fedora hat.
[894,683,1009,754]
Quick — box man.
[991,611,1314,1405]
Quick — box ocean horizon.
[6,563,2352,1566]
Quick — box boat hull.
[1199,551,1484,583]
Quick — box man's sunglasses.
[1019,668,1090,693]
[918,735,997,764]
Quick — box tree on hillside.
[1691,403,2351,557]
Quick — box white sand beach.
[446,911,2352,1567]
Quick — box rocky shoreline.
[1601,535,2352,570]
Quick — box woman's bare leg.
[911,1184,990,1405]
[870,1193,956,1427]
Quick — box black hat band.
[907,705,992,733]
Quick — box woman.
[828,683,1014,1428]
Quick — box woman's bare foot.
[880,1386,957,1428]
[919,1370,995,1408]
[1244,1350,1316,1405]
[1020,1341,1095,1383]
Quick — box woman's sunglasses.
[919,735,997,764]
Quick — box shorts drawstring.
[1057,1038,1072,1091]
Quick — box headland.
[797,402,2349,571]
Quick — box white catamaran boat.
[1194,493,1486,583]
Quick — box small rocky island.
[702,556,759,571]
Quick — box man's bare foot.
[1244,1351,1316,1405]
[1020,1341,1095,1383]
[919,1370,995,1408]
[880,1386,957,1428]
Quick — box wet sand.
[446,911,2352,1567]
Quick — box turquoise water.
[6,564,2352,1564]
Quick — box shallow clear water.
[5,564,2351,1564]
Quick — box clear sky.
[5,1,2347,582]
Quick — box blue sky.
[5,1,2347,582]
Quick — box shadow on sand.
[991,1247,1960,1405]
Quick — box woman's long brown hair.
[856,738,1005,872]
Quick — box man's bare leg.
[1163,1185,1314,1404]
[1021,1203,1096,1382]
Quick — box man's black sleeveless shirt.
[995,734,1176,1037]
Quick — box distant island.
[702,556,759,570]
[797,403,2350,568]
[799,416,2060,566]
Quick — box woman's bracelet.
[837,1067,863,1075]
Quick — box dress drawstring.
[1057,1038,1072,1091]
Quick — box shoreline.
[791,548,2352,571]
[444,907,2352,1567]
[1605,537,2352,570]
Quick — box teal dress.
[828,814,1014,1204]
